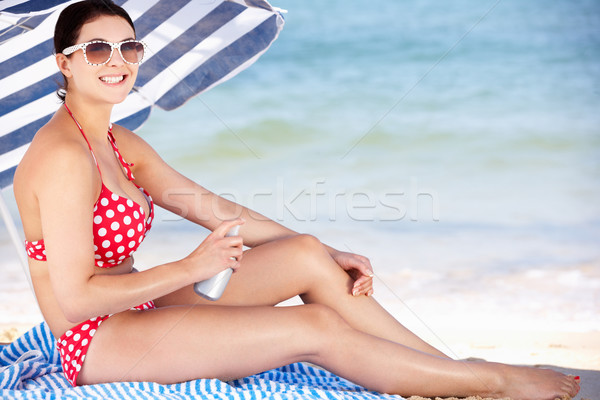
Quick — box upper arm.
[35,140,99,315]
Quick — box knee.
[286,234,347,294]
[302,304,349,334]
[290,234,325,254]
[288,234,331,270]
[298,304,351,357]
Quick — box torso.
[14,106,152,338]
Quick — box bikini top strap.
[63,104,135,181]
[63,104,103,178]
[107,127,136,181]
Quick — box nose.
[107,45,126,66]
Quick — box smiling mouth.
[100,75,125,84]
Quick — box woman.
[13,1,579,398]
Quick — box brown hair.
[54,0,136,102]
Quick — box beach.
[1,0,599,398]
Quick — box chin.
[114,94,131,105]
[101,90,133,106]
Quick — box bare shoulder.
[14,117,100,239]
[14,118,99,201]
[111,124,154,151]
[111,124,164,167]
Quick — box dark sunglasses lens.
[120,41,144,63]
[85,42,112,64]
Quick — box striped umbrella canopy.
[0,0,285,189]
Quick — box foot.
[484,364,580,400]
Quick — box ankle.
[469,361,508,398]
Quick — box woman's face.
[59,15,139,105]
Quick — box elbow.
[62,305,87,324]
[59,296,91,324]
[54,275,100,324]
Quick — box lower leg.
[320,329,579,400]
[281,306,580,399]
[295,237,449,358]
[241,234,449,357]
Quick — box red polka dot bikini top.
[24,104,154,268]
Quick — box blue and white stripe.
[1,322,405,399]
[0,0,285,188]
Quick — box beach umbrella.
[0,0,285,274]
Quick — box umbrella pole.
[0,189,33,290]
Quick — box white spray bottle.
[193,225,239,301]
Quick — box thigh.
[77,303,327,385]
[154,234,338,308]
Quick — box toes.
[565,375,581,397]
[571,375,580,392]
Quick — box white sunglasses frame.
[61,40,147,66]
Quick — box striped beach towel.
[1,322,404,399]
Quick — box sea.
[1,0,599,344]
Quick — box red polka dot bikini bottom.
[56,300,156,386]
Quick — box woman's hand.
[332,251,374,297]
[184,218,245,282]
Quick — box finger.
[352,278,373,296]
[352,285,373,296]
[213,218,245,238]
[232,245,244,261]
[223,235,244,248]
[353,276,373,296]
[229,251,244,271]
[353,283,373,297]
[362,257,375,277]
[353,256,374,277]
[353,274,373,289]
[355,284,374,297]
[234,251,243,264]
[223,239,242,254]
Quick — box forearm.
[153,171,309,248]
[238,208,298,248]
[181,190,300,248]
[199,194,343,253]
[231,206,345,261]
[161,182,340,252]
[60,260,193,323]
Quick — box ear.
[56,53,73,78]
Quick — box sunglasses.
[62,40,147,66]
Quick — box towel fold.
[1,322,403,399]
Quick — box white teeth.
[100,75,124,84]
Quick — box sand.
[0,326,19,344]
